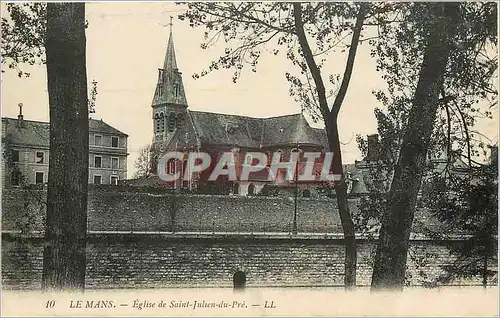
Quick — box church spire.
[152,17,188,108]
[163,16,177,72]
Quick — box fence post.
[212,220,215,234]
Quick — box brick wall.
[1,187,488,290]
[2,234,483,290]
[1,188,352,233]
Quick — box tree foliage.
[1,3,46,77]
[359,2,497,168]
[180,2,396,121]
[133,144,156,179]
[353,2,497,288]
[421,159,498,287]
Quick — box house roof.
[2,118,50,148]
[2,117,128,148]
[89,118,128,136]
[189,111,328,148]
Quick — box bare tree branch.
[331,4,369,119]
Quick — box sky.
[1,2,498,178]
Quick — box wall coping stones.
[2,230,477,242]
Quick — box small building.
[1,110,128,188]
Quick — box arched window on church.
[155,113,160,133]
[159,112,165,132]
[176,113,184,129]
[168,112,176,132]
[182,159,188,179]
[166,158,176,175]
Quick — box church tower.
[152,19,188,145]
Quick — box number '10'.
[45,300,55,308]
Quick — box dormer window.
[226,123,238,134]
[174,83,180,97]
[158,69,164,83]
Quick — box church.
[144,27,331,196]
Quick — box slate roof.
[2,117,127,148]
[189,111,328,148]
[152,31,188,108]
[2,118,50,148]
[89,118,128,136]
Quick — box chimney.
[367,134,380,161]
[17,103,24,127]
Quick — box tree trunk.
[292,2,367,290]
[328,124,357,289]
[371,3,460,290]
[42,3,89,291]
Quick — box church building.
[145,27,331,196]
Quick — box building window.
[160,112,165,132]
[94,155,102,168]
[158,69,164,83]
[174,83,180,97]
[11,171,21,186]
[110,175,119,185]
[93,175,102,184]
[168,112,176,132]
[94,135,102,146]
[166,158,176,174]
[176,113,184,129]
[111,136,119,148]
[11,149,19,163]
[36,151,44,164]
[35,171,44,184]
[111,157,119,170]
